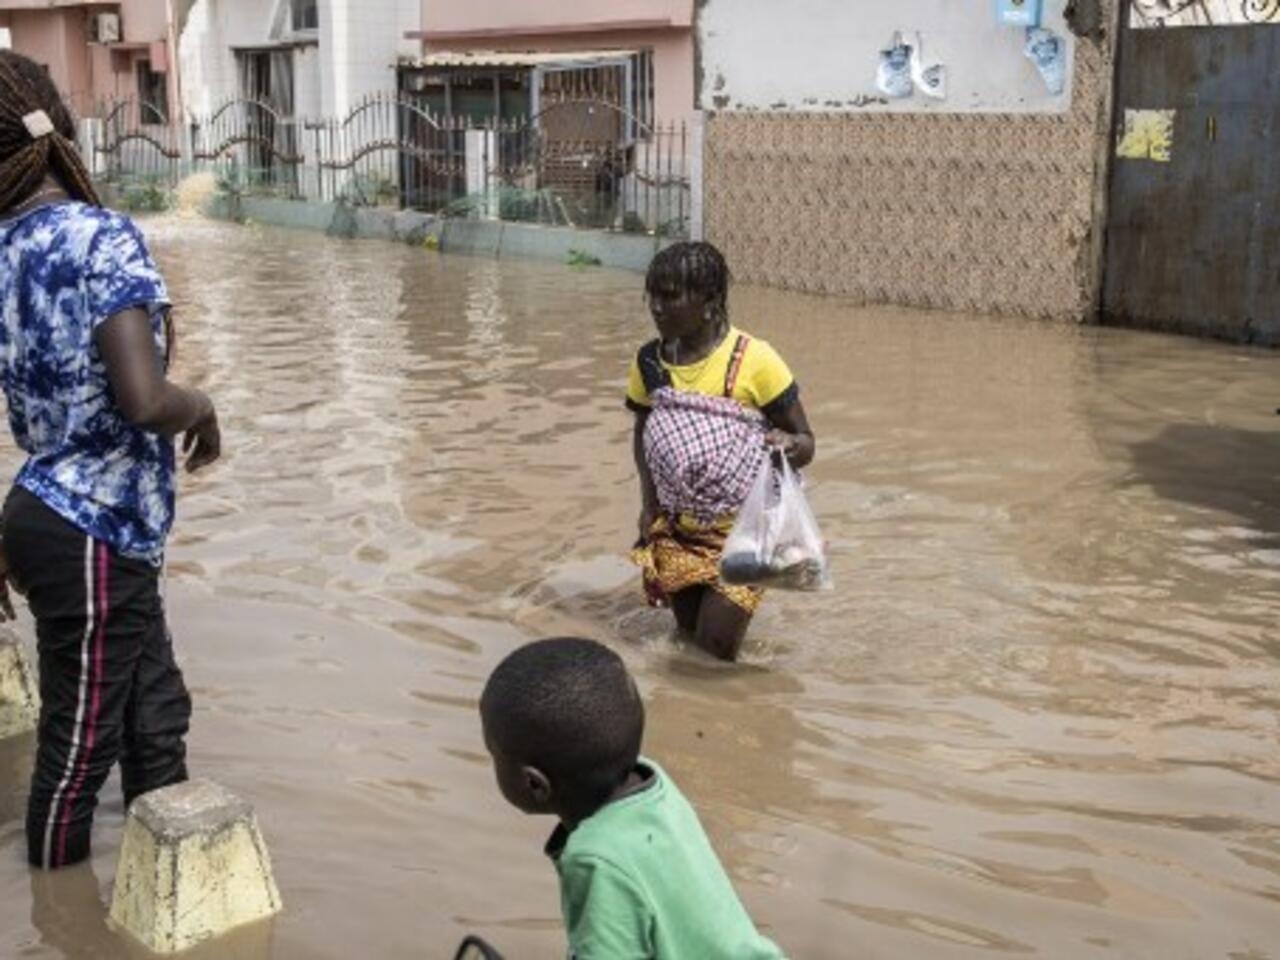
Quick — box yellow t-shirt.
[626,327,797,413]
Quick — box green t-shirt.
[547,760,785,960]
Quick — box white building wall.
[321,0,418,116]
[294,44,323,118]
[179,0,417,198]
[316,0,418,191]
[182,0,414,118]
[179,0,284,115]
[698,0,1077,115]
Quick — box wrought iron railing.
[83,92,692,238]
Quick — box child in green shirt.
[480,637,785,960]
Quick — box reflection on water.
[22,864,274,960]
[2,218,1279,959]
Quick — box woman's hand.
[765,429,799,458]
[182,392,221,473]
[0,544,18,622]
[764,400,816,469]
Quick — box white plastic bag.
[720,454,831,591]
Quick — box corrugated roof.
[406,50,638,69]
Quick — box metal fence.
[462,100,692,237]
[88,92,692,238]
[192,97,304,198]
[82,98,183,187]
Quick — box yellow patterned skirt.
[630,514,764,616]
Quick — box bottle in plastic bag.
[719,454,831,592]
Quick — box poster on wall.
[909,34,948,100]
[1131,0,1280,28]
[873,33,947,101]
[1116,109,1175,162]
[1024,28,1066,94]
[875,33,915,99]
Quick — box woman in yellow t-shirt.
[628,242,815,661]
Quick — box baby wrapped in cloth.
[632,376,769,615]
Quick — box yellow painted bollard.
[109,779,282,954]
[0,628,39,739]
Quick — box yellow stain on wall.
[1117,109,1175,163]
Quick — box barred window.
[292,0,319,32]
[135,60,169,124]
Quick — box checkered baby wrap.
[639,335,768,524]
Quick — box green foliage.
[214,165,298,201]
[214,169,243,198]
[118,176,172,213]
[566,248,602,268]
[441,187,582,228]
[343,173,399,208]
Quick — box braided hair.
[645,241,731,325]
[0,50,100,212]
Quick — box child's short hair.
[645,241,730,314]
[481,638,643,807]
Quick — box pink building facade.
[408,0,696,124]
[0,0,184,122]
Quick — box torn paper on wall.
[1116,109,1175,163]
[1024,28,1067,95]
[876,33,914,99]
[909,33,947,100]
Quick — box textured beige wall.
[703,13,1118,322]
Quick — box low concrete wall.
[202,195,669,272]
[459,220,666,271]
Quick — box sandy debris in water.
[171,172,218,218]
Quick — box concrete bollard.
[109,779,283,954]
[0,628,39,739]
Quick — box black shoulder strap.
[638,339,671,394]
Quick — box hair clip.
[23,110,55,140]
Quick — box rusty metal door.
[1102,11,1280,345]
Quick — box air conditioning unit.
[91,13,122,45]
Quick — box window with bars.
[292,0,319,33]
[537,50,656,141]
[630,50,654,135]
[135,59,169,124]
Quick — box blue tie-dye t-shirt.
[0,202,174,563]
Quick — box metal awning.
[403,50,638,70]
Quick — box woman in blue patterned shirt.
[0,51,221,869]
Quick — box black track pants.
[3,486,191,869]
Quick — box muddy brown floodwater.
[2,217,1279,960]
